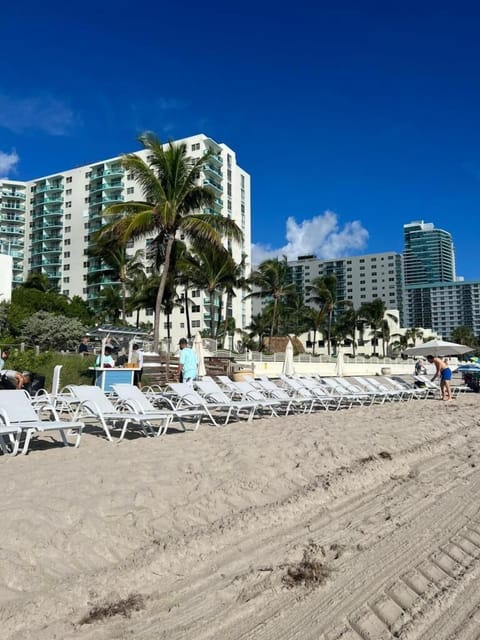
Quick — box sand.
[1,394,480,639]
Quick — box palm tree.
[100,132,242,352]
[335,301,359,356]
[246,311,272,351]
[89,223,145,323]
[358,299,397,356]
[182,244,239,338]
[246,257,296,347]
[306,274,337,355]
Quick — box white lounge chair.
[167,383,226,427]
[195,379,261,423]
[69,385,173,441]
[0,389,83,455]
[250,377,311,414]
[277,376,333,412]
[111,383,203,434]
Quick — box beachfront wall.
[233,358,449,378]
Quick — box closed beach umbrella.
[403,339,474,357]
[193,333,206,377]
[282,339,295,376]
[335,348,344,377]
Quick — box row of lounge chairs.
[0,372,468,455]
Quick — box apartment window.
[66,202,72,208]
[127,187,134,194]
[227,200,232,211]
[227,184,232,196]
[64,251,70,258]
[85,185,90,191]
[66,189,72,195]
[85,197,90,203]
[65,213,71,220]
[192,320,201,328]
[227,169,232,181]
[65,226,71,233]
[191,143,201,151]
[65,239,71,245]
[84,236,90,242]
[163,322,172,329]
[64,264,70,271]
[63,277,70,283]
[127,173,134,180]
[85,172,91,178]
[192,305,200,313]
[66,177,72,183]
[83,261,88,267]
[192,289,200,297]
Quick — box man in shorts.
[176,338,198,386]
[427,355,452,401]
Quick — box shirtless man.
[426,354,452,401]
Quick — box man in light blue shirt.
[177,338,198,385]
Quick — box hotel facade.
[0,134,252,347]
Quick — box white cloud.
[0,94,75,136]
[0,150,19,177]
[252,210,369,265]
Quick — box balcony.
[0,226,23,235]
[203,179,222,193]
[101,195,124,205]
[204,164,223,179]
[0,214,24,223]
[206,152,223,166]
[35,184,63,193]
[1,202,25,211]
[1,190,26,199]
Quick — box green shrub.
[7,351,95,391]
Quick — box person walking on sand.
[426,354,452,401]
[176,338,198,386]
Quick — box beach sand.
[1,394,480,639]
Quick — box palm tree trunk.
[184,285,191,340]
[269,297,278,349]
[154,234,175,353]
[312,328,317,356]
[206,290,214,338]
[120,277,127,323]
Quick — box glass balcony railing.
[0,227,23,235]
[35,184,63,193]
[1,203,26,211]
[203,179,222,192]
[204,164,223,178]
[1,190,26,199]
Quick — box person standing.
[427,354,452,401]
[0,348,9,370]
[78,337,89,356]
[95,345,115,368]
[131,343,144,389]
[177,338,198,385]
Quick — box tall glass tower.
[403,220,456,285]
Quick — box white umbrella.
[193,333,206,377]
[282,339,295,376]
[403,339,474,357]
[335,348,344,377]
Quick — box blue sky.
[2,1,480,278]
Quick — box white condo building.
[0,134,252,347]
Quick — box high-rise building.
[253,251,404,321]
[403,220,456,285]
[403,220,480,338]
[0,180,27,286]
[2,134,251,345]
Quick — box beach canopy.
[335,348,344,377]
[282,339,295,376]
[403,339,474,357]
[193,333,206,377]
